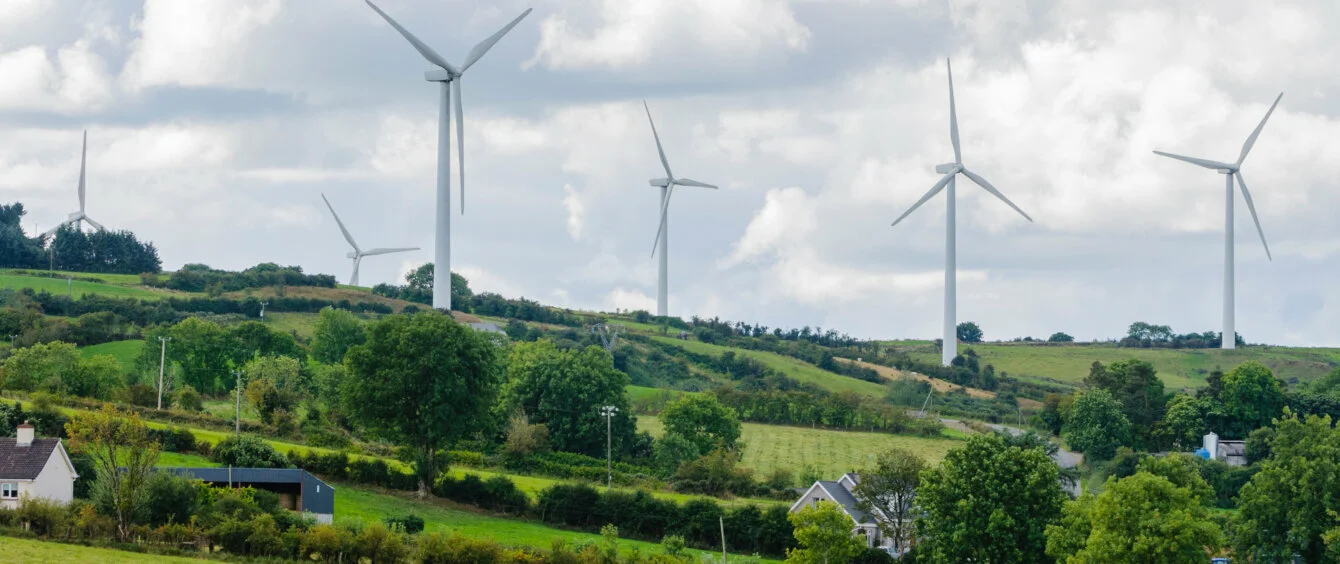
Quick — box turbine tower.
[364,0,531,310]
[44,130,106,237]
[321,194,418,287]
[1153,93,1281,350]
[890,59,1033,366]
[643,101,718,317]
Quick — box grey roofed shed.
[162,467,334,516]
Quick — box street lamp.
[600,405,619,488]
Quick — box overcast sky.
[0,0,1337,346]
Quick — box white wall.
[20,445,75,505]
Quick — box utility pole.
[156,336,171,409]
[720,516,728,563]
[232,370,245,435]
[600,405,618,488]
[67,276,73,297]
[259,301,268,321]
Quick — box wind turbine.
[321,194,418,287]
[44,130,106,238]
[644,101,718,317]
[890,59,1034,367]
[1153,92,1282,350]
[364,0,531,310]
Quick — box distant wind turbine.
[321,194,418,287]
[364,0,531,310]
[643,101,718,318]
[1153,92,1282,350]
[45,130,106,237]
[890,59,1034,367]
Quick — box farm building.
[0,422,79,508]
[163,467,335,523]
[1197,432,1247,467]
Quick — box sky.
[0,0,1337,346]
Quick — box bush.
[141,471,202,527]
[209,435,289,469]
[174,385,203,412]
[148,426,197,453]
[434,474,530,515]
[384,513,425,535]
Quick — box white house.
[791,473,909,553]
[0,422,79,507]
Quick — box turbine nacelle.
[934,163,960,174]
[67,211,84,221]
[649,178,672,187]
[346,251,360,260]
[424,68,455,82]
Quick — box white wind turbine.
[321,194,419,287]
[364,0,531,310]
[1153,92,1282,350]
[44,130,106,238]
[890,59,1034,367]
[644,101,718,317]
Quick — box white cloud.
[562,184,586,240]
[0,37,116,113]
[603,287,656,313]
[121,0,282,91]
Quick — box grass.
[80,340,145,372]
[903,342,1340,391]
[0,268,153,286]
[0,273,168,300]
[626,385,699,404]
[648,336,888,398]
[0,537,202,563]
[639,416,962,479]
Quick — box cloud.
[603,287,656,313]
[0,38,116,114]
[121,0,283,92]
[562,184,586,240]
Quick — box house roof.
[818,480,870,523]
[161,467,335,514]
[0,438,61,480]
[1218,441,1246,457]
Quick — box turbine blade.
[643,101,673,178]
[364,0,459,74]
[673,178,718,189]
[82,216,105,231]
[650,186,674,257]
[961,168,1033,222]
[947,59,961,163]
[320,193,360,252]
[361,247,420,256]
[1234,171,1271,261]
[78,130,87,212]
[891,172,954,227]
[461,8,533,72]
[454,79,466,214]
[1238,92,1283,166]
[1152,151,1234,171]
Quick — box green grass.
[903,343,1340,391]
[0,268,153,286]
[0,537,202,563]
[639,416,962,479]
[157,451,216,467]
[0,273,169,300]
[80,340,145,372]
[626,385,699,404]
[262,312,320,340]
[649,336,888,398]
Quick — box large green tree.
[1234,411,1340,561]
[1084,359,1166,442]
[1153,393,1210,451]
[1047,471,1221,563]
[142,318,243,395]
[786,501,866,564]
[499,340,636,458]
[65,405,160,541]
[1063,389,1133,461]
[659,393,741,455]
[852,448,926,555]
[343,312,503,494]
[310,307,366,364]
[956,321,983,343]
[915,433,1067,562]
[1213,360,1284,438]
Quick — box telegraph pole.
[259,301,268,321]
[156,336,171,409]
[232,370,245,435]
[600,405,618,488]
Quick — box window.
[1,483,17,499]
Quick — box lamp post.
[599,405,618,488]
[232,370,245,435]
[156,336,171,410]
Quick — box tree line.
[0,203,160,274]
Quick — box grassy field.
[639,416,962,479]
[648,336,888,398]
[903,343,1340,390]
[80,340,145,372]
[0,268,154,286]
[0,273,168,300]
[0,537,202,563]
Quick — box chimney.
[16,421,34,447]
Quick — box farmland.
[648,336,889,398]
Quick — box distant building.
[164,467,335,523]
[790,473,907,553]
[0,422,79,507]
[1197,432,1247,467]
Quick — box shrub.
[141,471,202,527]
[174,385,203,412]
[148,426,197,453]
[209,435,289,469]
[384,513,425,535]
[17,496,67,537]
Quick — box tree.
[787,501,866,564]
[1063,389,1133,461]
[231,321,304,361]
[915,433,1066,562]
[1214,360,1284,438]
[499,340,635,458]
[956,322,983,343]
[343,312,502,495]
[311,307,366,364]
[210,434,289,468]
[1,341,80,392]
[1234,411,1340,562]
[851,448,926,554]
[1047,471,1221,562]
[1153,394,1209,451]
[1047,332,1074,343]
[1084,359,1166,442]
[242,356,303,425]
[660,394,742,455]
[145,318,244,395]
[65,405,160,541]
